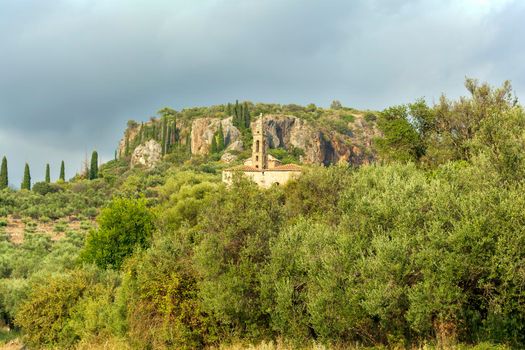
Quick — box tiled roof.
[224,165,261,172]
[224,163,302,172]
[271,164,303,171]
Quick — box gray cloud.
[1,0,524,185]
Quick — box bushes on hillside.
[0,181,109,220]
[81,197,155,269]
[117,162,525,348]
[123,238,204,349]
[32,182,62,195]
[192,178,284,342]
[15,268,121,348]
[7,162,525,349]
[6,80,525,349]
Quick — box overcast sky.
[1,0,524,186]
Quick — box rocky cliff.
[118,112,379,167]
[191,115,378,165]
[131,140,162,169]
[191,114,379,165]
[190,117,241,155]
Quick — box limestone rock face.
[263,116,322,164]
[189,114,377,166]
[261,114,378,165]
[191,117,241,155]
[182,114,378,165]
[118,123,142,157]
[220,152,238,163]
[226,140,244,152]
[131,140,162,169]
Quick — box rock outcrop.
[131,140,162,169]
[191,117,241,155]
[261,114,378,165]
[220,152,238,163]
[189,114,378,165]
[118,122,143,158]
[263,116,322,163]
[118,112,378,167]
[226,140,244,152]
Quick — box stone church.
[222,115,302,188]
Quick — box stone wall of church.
[222,170,301,189]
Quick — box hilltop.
[116,101,380,171]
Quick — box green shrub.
[364,112,377,122]
[341,114,355,123]
[8,232,52,278]
[82,208,98,219]
[81,197,155,270]
[54,223,67,233]
[38,216,51,223]
[262,219,339,343]
[15,268,122,349]
[0,278,29,326]
[80,221,92,231]
[193,178,283,342]
[327,118,353,135]
[122,239,204,349]
[268,147,304,164]
[0,328,20,345]
[32,182,62,195]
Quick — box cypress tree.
[89,151,98,180]
[210,133,218,154]
[243,102,250,128]
[217,122,225,151]
[59,161,65,182]
[234,100,240,127]
[167,123,174,152]
[21,163,31,190]
[165,119,170,153]
[0,156,8,189]
[45,164,50,183]
[186,134,191,154]
[240,103,244,124]
[173,119,178,145]
[125,133,130,156]
[161,118,167,155]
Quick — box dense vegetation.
[1,80,525,349]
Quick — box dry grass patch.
[3,215,94,244]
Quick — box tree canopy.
[81,197,155,269]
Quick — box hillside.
[2,81,525,350]
[116,102,380,170]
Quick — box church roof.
[271,164,303,171]
[224,163,302,172]
[224,165,261,172]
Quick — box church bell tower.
[252,114,267,169]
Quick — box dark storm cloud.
[0,0,523,185]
